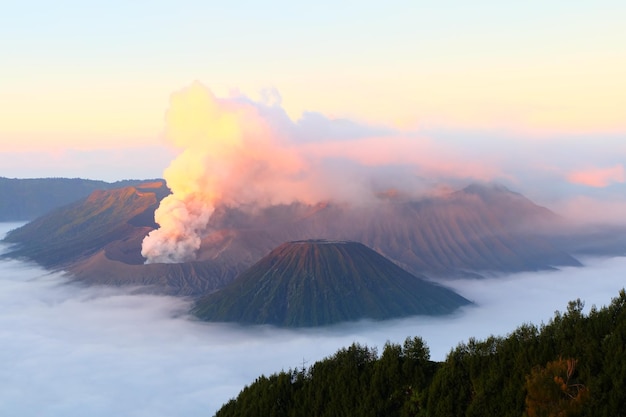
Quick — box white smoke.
[141,82,626,264]
[141,82,307,263]
[141,82,501,264]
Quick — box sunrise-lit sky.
[1,1,625,210]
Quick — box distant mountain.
[2,181,242,296]
[0,177,150,221]
[2,182,588,296]
[192,240,471,327]
[195,183,581,278]
[4,181,169,267]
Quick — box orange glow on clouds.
[301,135,500,182]
[276,58,626,136]
[567,164,625,188]
[144,82,509,263]
[0,81,166,152]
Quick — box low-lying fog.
[1,222,624,416]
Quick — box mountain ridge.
[0,177,155,221]
[1,181,590,296]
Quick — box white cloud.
[1,222,625,416]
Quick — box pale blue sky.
[0,1,624,206]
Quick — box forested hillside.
[215,289,626,417]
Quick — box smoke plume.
[142,82,626,264]
[138,83,517,263]
[141,82,307,263]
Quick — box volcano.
[2,181,594,297]
[0,177,151,221]
[192,240,471,327]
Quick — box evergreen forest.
[214,289,626,417]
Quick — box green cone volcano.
[193,240,471,327]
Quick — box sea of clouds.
[1,222,624,416]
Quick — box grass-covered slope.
[193,240,471,327]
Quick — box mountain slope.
[2,181,242,295]
[196,184,581,278]
[3,181,169,267]
[193,240,471,326]
[0,177,148,221]
[2,182,588,296]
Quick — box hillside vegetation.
[214,289,626,417]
